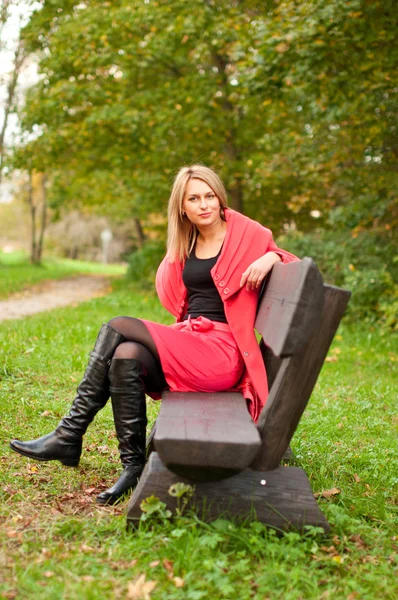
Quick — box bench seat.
[154,391,261,481]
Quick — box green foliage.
[127,240,166,291]
[139,484,195,523]
[168,483,195,517]
[282,228,397,327]
[140,495,172,522]
[10,0,396,241]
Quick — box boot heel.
[60,457,80,467]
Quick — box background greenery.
[3,0,395,325]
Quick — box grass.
[0,281,397,599]
[0,251,126,299]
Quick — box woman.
[10,165,298,505]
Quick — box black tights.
[107,316,166,393]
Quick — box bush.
[279,229,397,328]
[127,240,166,291]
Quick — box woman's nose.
[199,197,208,208]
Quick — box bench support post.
[127,453,330,533]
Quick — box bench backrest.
[251,258,351,470]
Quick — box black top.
[182,246,227,323]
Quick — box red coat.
[156,208,299,422]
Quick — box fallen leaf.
[353,474,361,483]
[349,534,368,549]
[361,555,379,564]
[320,545,340,557]
[163,559,173,573]
[6,530,17,538]
[1,590,17,599]
[127,574,157,600]
[326,355,338,362]
[84,487,96,495]
[314,488,341,499]
[82,575,95,582]
[80,544,95,553]
[332,554,344,564]
[149,560,160,568]
[173,577,184,588]
[43,571,54,578]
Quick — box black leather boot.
[10,323,125,467]
[96,359,147,505]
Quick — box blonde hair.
[166,165,228,262]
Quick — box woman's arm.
[240,237,299,292]
[240,252,282,292]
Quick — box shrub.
[280,229,397,328]
[127,240,166,291]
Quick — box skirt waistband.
[172,316,231,333]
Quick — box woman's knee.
[108,316,129,331]
[108,316,140,336]
[112,341,141,360]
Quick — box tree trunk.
[0,35,26,186]
[228,181,244,213]
[211,51,244,213]
[134,217,146,248]
[27,172,38,264]
[36,174,47,263]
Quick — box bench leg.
[145,421,156,458]
[282,445,295,462]
[126,452,329,533]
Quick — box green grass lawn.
[0,283,397,599]
[0,251,126,299]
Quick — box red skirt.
[140,316,245,398]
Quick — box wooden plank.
[255,258,324,357]
[252,284,351,471]
[126,452,330,533]
[154,391,261,481]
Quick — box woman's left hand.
[240,252,282,292]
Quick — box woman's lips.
[199,212,211,217]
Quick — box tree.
[11,0,397,237]
[26,170,47,264]
[0,0,30,185]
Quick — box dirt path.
[0,275,112,322]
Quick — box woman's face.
[182,178,221,228]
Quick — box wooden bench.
[126,258,351,531]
